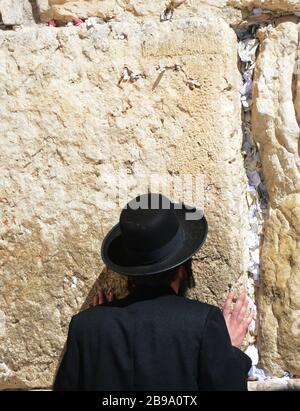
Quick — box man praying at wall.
[53,193,253,391]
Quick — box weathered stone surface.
[248,378,300,391]
[37,0,124,22]
[0,0,24,25]
[35,0,238,24]
[35,0,300,24]
[0,1,39,26]
[0,15,248,388]
[229,0,300,12]
[252,21,300,376]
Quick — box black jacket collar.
[101,285,177,308]
[130,285,177,299]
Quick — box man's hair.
[128,267,178,288]
[127,258,195,291]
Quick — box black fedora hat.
[101,193,208,276]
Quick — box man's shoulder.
[155,295,223,328]
[172,295,219,317]
[71,303,118,326]
[70,295,220,330]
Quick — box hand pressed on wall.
[223,292,255,349]
[90,289,114,307]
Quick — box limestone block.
[35,0,300,24]
[229,0,300,12]
[37,0,124,22]
[248,378,300,391]
[35,1,239,23]
[0,0,24,25]
[258,194,300,376]
[0,15,248,388]
[253,21,300,208]
[252,21,300,376]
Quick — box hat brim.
[101,206,208,276]
[101,208,208,276]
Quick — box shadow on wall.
[28,0,41,23]
[51,267,129,389]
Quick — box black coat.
[53,285,251,391]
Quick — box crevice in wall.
[234,22,269,382]
[293,28,300,129]
[28,0,41,24]
[234,12,299,382]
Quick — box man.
[53,193,253,391]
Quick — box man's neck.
[170,280,180,295]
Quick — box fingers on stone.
[232,292,246,317]
[223,291,234,316]
[98,290,106,304]
[237,297,249,321]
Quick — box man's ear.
[177,265,186,280]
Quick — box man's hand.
[90,289,114,307]
[223,292,255,348]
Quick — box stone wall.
[252,19,300,376]
[0,0,299,389]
